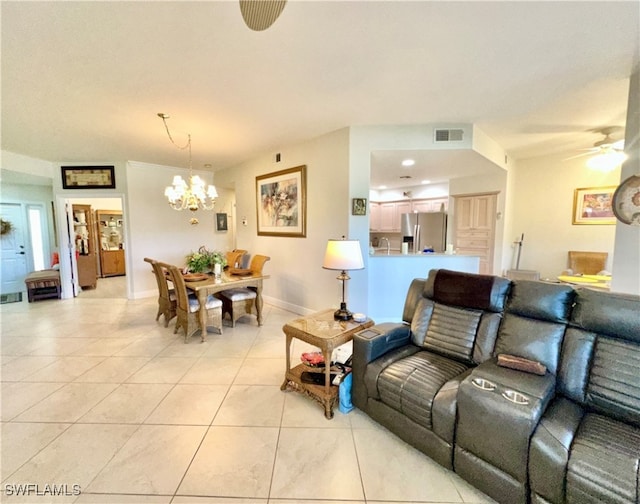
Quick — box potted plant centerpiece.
[186,246,227,276]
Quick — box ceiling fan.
[565,126,627,171]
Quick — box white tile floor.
[1,282,495,504]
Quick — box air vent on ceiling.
[434,128,464,142]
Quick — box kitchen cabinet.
[379,202,411,232]
[72,204,98,288]
[369,202,381,231]
[96,210,126,277]
[370,199,448,233]
[100,249,126,277]
[411,198,448,213]
[453,193,497,275]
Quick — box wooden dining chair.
[567,251,608,275]
[165,263,223,342]
[217,254,270,327]
[225,249,247,269]
[144,257,176,328]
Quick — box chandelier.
[158,113,217,224]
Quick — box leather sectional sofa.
[352,268,640,504]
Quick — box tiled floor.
[1,280,495,504]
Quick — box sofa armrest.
[353,322,411,364]
[352,322,412,409]
[432,368,473,444]
[529,397,584,504]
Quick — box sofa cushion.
[422,303,481,363]
[566,413,640,504]
[571,288,640,342]
[494,314,566,375]
[506,280,574,323]
[557,327,597,404]
[586,336,640,427]
[377,351,468,430]
[431,269,510,312]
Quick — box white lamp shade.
[323,239,364,271]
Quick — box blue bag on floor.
[339,373,354,414]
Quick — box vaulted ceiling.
[2,1,638,186]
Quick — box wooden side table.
[280,309,373,419]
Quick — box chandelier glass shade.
[164,174,218,211]
[158,113,217,218]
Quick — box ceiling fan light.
[586,151,627,172]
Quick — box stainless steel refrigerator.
[401,212,447,253]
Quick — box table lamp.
[322,237,364,320]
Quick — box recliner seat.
[353,269,510,468]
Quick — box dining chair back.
[226,249,248,269]
[144,257,176,327]
[217,255,271,327]
[567,251,608,275]
[165,263,223,342]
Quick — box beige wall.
[507,154,620,279]
[215,128,352,315]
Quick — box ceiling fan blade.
[563,151,597,161]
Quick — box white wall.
[612,61,640,294]
[126,161,235,299]
[507,154,620,279]
[215,128,352,315]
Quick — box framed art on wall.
[216,213,228,231]
[352,198,367,216]
[572,186,616,225]
[61,166,115,189]
[256,165,306,237]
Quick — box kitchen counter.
[367,252,480,321]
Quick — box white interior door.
[0,203,29,294]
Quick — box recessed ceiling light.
[421,180,431,185]
[402,159,415,167]
[379,185,387,190]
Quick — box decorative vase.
[213,263,222,279]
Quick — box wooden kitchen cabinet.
[369,202,381,231]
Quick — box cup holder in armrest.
[501,390,530,405]
[471,378,496,391]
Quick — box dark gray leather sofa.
[352,268,640,504]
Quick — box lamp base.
[334,302,353,321]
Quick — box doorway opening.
[63,196,127,300]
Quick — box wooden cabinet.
[376,201,411,232]
[379,203,397,231]
[370,198,449,233]
[453,193,497,275]
[369,202,381,231]
[101,249,126,277]
[72,204,97,288]
[411,198,448,213]
[96,210,126,277]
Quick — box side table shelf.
[280,309,373,419]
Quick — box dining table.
[183,270,270,335]
[556,274,611,290]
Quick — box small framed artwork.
[352,198,367,216]
[256,165,306,237]
[216,213,228,231]
[572,186,617,225]
[61,166,115,189]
